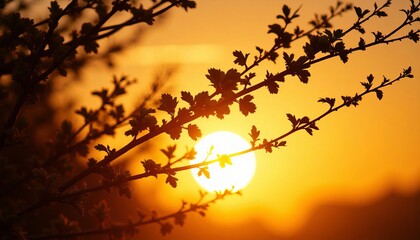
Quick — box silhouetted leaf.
[367,74,374,83]
[277,141,287,147]
[363,9,370,17]
[92,89,108,104]
[213,101,230,119]
[160,222,173,236]
[198,167,210,179]
[49,1,62,20]
[376,10,388,17]
[283,52,294,65]
[233,50,249,66]
[355,23,366,34]
[223,69,241,92]
[333,29,344,39]
[166,125,182,140]
[193,91,215,117]
[408,30,419,43]
[262,139,272,153]
[300,116,310,124]
[268,24,282,36]
[141,159,161,177]
[95,144,107,153]
[177,108,192,119]
[266,80,279,94]
[206,68,239,95]
[187,124,202,140]
[361,82,372,90]
[174,212,186,226]
[178,0,196,11]
[267,51,279,63]
[265,72,281,94]
[110,105,125,122]
[404,66,412,76]
[401,67,414,79]
[158,93,178,116]
[361,79,373,91]
[256,46,264,54]
[358,38,366,50]
[238,95,256,116]
[294,26,304,37]
[382,76,390,84]
[84,40,99,54]
[372,31,384,41]
[184,148,197,160]
[181,91,194,105]
[249,125,260,147]
[194,91,210,106]
[342,94,361,107]
[282,5,291,17]
[277,5,299,25]
[198,211,206,217]
[161,145,176,160]
[284,53,310,83]
[354,6,370,18]
[286,113,298,128]
[125,108,158,137]
[341,96,352,107]
[243,72,256,86]
[87,158,97,167]
[131,5,154,25]
[94,144,115,155]
[309,122,319,131]
[206,68,225,91]
[375,89,383,100]
[166,175,178,188]
[219,155,232,168]
[318,97,335,108]
[352,94,362,106]
[354,6,362,18]
[334,42,348,63]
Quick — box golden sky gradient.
[53,0,420,238]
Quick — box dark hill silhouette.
[286,187,420,240]
[137,186,420,240]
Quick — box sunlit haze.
[49,0,420,238]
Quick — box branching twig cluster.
[0,0,418,239]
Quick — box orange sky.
[53,0,420,238]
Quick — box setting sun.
[190,131,256,192]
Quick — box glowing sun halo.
[190,131,256,192]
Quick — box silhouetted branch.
[44,68,414,203]
[30,189,238,240]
